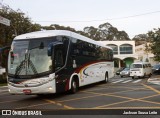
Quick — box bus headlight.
[48,87,53,90]
[39,77,53,84]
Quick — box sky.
[1,0,160,38]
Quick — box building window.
[107,44,118,54]
[120,44,133,54]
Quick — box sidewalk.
[148,74,160,85]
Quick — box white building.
[98,41,138,70]
[135,43,158,66]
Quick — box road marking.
[132,79,142,83]
[83,89,160,109]
[59,87,145,103]
[148,78,160,85]
[111,79,143,84]
[112,80,124,83]
[94,99,134,108]
[98,84,145,90]
[16,103,51,109]
[121,80,132,83]
[0,100,20,104]
[142,84,160,94]
[58,94,101,102]
[44,99,74,109]
[83,91,135,100]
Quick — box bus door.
[54,47,64,71]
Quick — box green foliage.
[148,28,160,61]
[0,4,41,47]
[83,22,130,41]
[132,34,149,46]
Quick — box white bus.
[7,30,114,95]
[130,62,152,79]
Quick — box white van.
[130,62,152,79]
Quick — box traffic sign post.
[0,16,10,26]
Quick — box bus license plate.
[23,89,31,94]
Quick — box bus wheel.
[104,72,108,83]
[132,76,134,79]
[70,79,78,94]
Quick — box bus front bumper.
[8,80,56,95]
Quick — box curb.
[148,78,160,85]
[0,86,8,88]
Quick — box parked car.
[152,64,160,74]
[116,67,125,75]
[120,67,130,78]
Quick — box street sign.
[0,16,10,26]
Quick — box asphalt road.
[0,75,160,117]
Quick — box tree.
[83,22,130,41]
[148,28,160,61]
[132,34,148,46]
[41,24,76,32]
[84,26,99,40]
[0,4,41,47]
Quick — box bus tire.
[104,72,108,83]
[132,76,134,79]
[70,79,78,94]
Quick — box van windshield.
[131,64,142,68]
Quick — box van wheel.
[70,79,78,94]
[148,73,151,78]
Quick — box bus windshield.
[8,38,54,76]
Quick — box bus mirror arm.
[73,60,77,68]
[48,42,63,56]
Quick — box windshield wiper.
[15,53,38,77]
[15,59,26,76]
[28,53,38,75]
